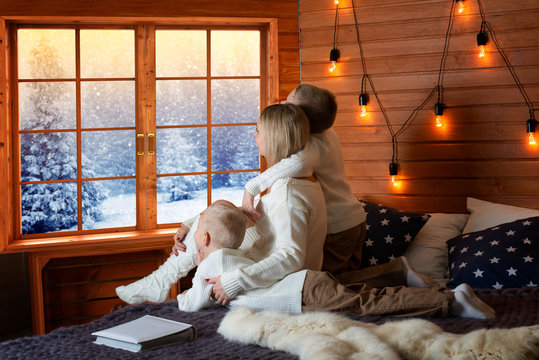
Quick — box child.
[241,84,367,276]
[181,202,495,320]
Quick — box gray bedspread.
[0,287,537,360]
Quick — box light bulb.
[434,102,444,128]
[457,1,465,14]
[391,175,399,187]
[360,105,367,117]
[478,45,486,58]
[329,48,340,73]
[476,32,488,59]
[529,132,536,145]
[334,0,339,4]
[358,93,368,117]
[435,115,443,127]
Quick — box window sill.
[3,228,177,255]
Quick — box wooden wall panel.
[0,0,300,99]
[300,0,539,212]
[42,251,164,332]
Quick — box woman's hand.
[171,223,190,256]
[207,276,231,305]
[242,189,261,223]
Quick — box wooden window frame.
[0,16,279,254]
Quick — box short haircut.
[201,200,246,249]
[259,103,310,166]
[290,84,337,133]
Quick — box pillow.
[404,213,469,281]
[447,216,539,289]
[359,201,430,269]
[463,197,539,234]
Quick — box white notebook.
[92,315,196,352]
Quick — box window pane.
[212,172,258,206]
[156,80,206,126]
[211,126,258,171]
[211,79,259,124]
[80,30,134,78]
[20,132,77,182]
[157,128,207,174]
[156,30,206,77]
[18,29,75,79]
[19,82,76,130]
[82,179,135,230]
[81,81,135,128]
[157,175,207,224]
[82,130,135,178]
[211,31,259,76]
[21,182,77,234]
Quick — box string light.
[476,23,488,58]
[528,118,537,145]
[329,2,340,73]
[389,162,400,187]
[359,75,369,117]
[329,48,340,72]
[359,93,368,117]
[434,102,444,128]
[456,0,465,14]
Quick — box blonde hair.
[259,103,310,166]
[290,84,337,133]
[201,200,245,249]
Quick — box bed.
[1,197,537,359]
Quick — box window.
[13,24,265,239]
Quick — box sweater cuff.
[221,271,243,299]
[244,177,263,196]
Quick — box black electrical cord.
[476,0,535,119]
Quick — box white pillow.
[404,213,469,281]
[462,197,539,234]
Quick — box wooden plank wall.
[0,0,300,99]
[299,0,539,213]
[42,251,164,332]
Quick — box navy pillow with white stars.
[359,201,430,269]
[446,216,539,289]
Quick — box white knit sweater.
[221,177,327,298]
[177,248,306,314]
[244,128,366,234]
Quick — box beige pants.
[301,270,452,317]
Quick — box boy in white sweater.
[181,202,494,320]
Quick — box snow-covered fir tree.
[20,35,105,234]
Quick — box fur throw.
[218,307,539,360]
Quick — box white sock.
[450,290,495,319]
[454,283,495,318]
[116,252,195,304]
[401,257,430,288]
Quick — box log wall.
[299,0,539,213]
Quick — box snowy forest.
[18,29,260,234]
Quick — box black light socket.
[389,162,398,176]
[476,31,488,46]
[528,118,537,133]
[435,102,444,116]
[359,93,368,106]
[329,48,340,62]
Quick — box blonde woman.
[209,103,327,304]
